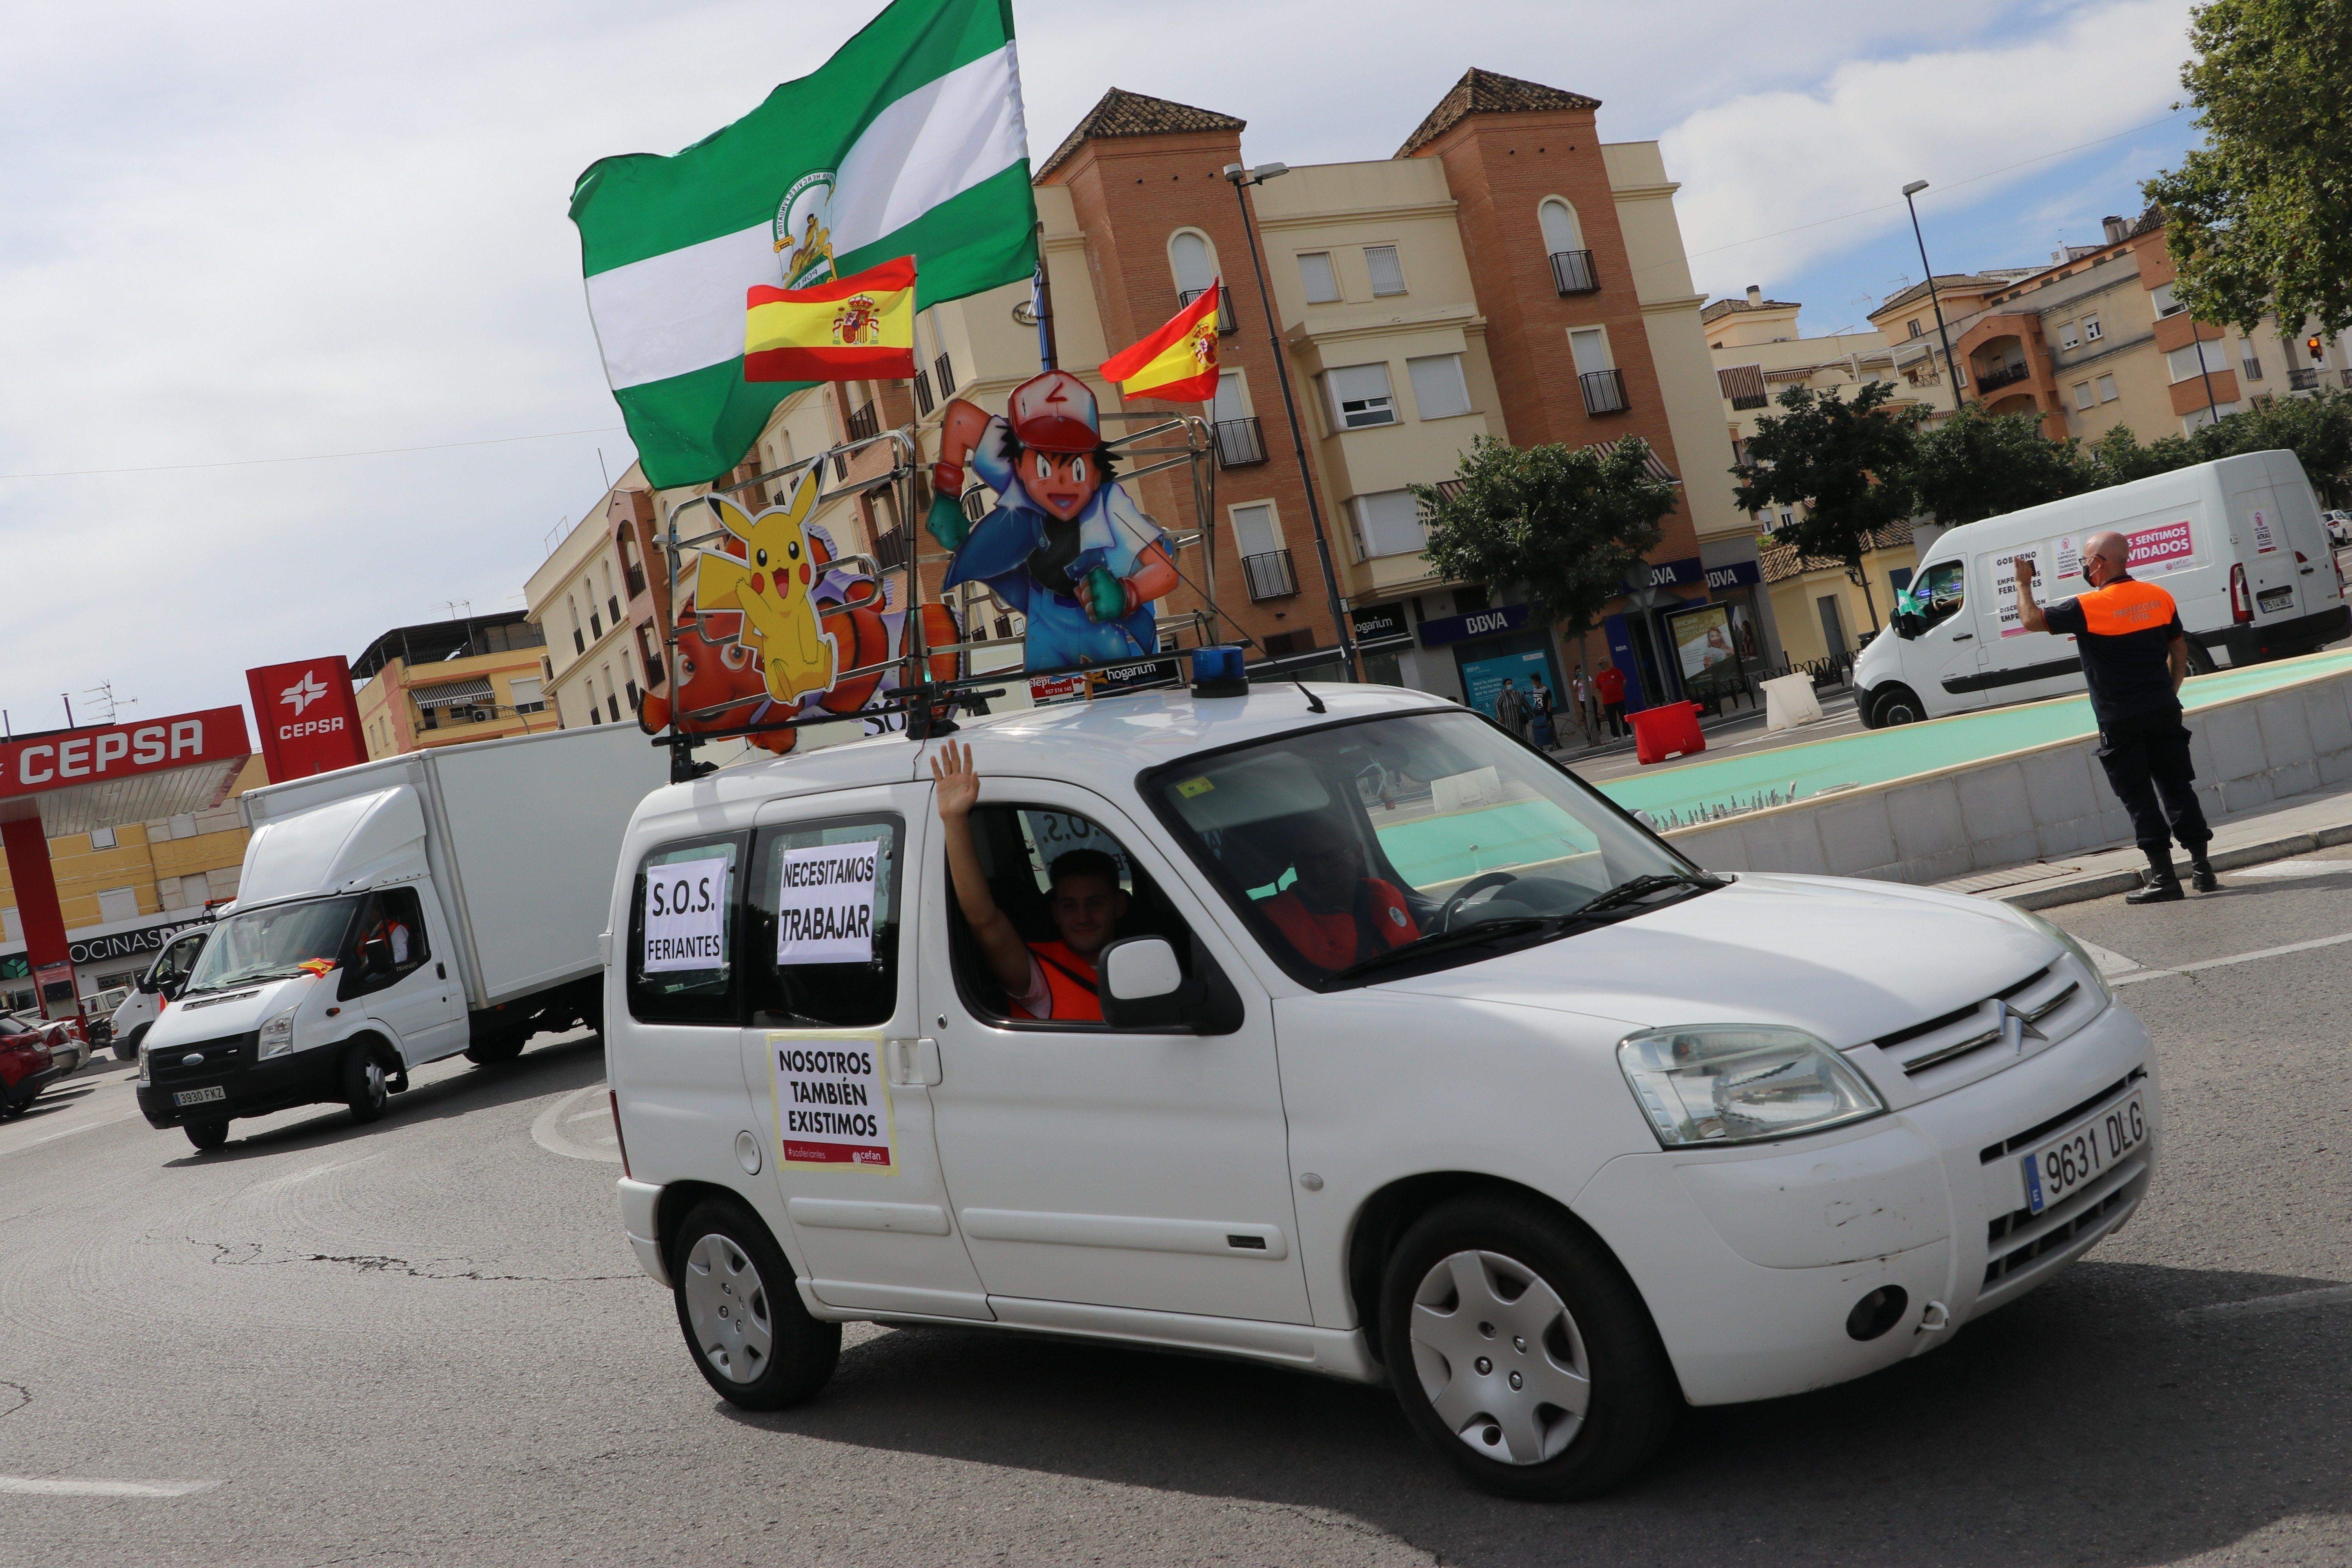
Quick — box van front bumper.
[136,1042,343,1127]
[1574,999,2157,1406]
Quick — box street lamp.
[1223,160,1361,682]
[1901,180,1965,416]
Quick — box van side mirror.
[1098,936,1245,1034]
[1893,612,1924,640]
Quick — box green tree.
[2086,391,2352,503]
[2143,0,2352,338]
[1412,435,1675,650]
[1731,382,1917,630]
[2085,424,2203,486]
[1906,404,2092,525]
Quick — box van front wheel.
[185,1119,229,1152]
[671,1198,839,1410]
[343,1047,389,1124]
[1381,1196,1677,1500]
[1869,686,1925,727]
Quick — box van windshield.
[1145,710,1714,987]
[184,897,363,993]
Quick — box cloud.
[1659,0,2194,300]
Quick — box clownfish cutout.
[691,470,838,704]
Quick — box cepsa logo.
[246,658,367,782]
[0,708,249,795]
[280,670,328,715]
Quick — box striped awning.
[409,676,494,707]
[1580,437,1679,485]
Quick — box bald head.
[2084,531,2131,587]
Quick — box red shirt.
[1593,667,1626,703]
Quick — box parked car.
[41,1017,88,1077]
[0,1013,63,1119]
[2324,510,2352,547]
[84,985,131,1051]
[606,669,2160,1500]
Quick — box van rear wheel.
[464,1031,526,1066]
[2185,640,2218,677]
[671,1198,840,1410]
[1380,1196,1677,1500]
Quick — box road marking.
[2175,1283,2352,1321]
[2073,938,2143,977]
[0,1110,140,1157]
[531,1084,621,1164]
[2226,857,2352,878]
[2112,927,2352,986]
[0,1475,220,1497]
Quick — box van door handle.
[885,1038,942,1087]
[1952,632,1974,641]
[436,963,446,980]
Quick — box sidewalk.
[1934,778,2352,910]
[1542,689,1866,785]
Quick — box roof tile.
[1036,87,1245,180]
[1395,68,1601,158]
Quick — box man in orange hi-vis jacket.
[2016,530,2215,904]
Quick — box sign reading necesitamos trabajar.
[774,840,880,964]
[641,856,730,973]
[772,1034,895,1168]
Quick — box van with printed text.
[1857,449,2348,727]
[135,724,675,1152]
[604,666,2163,1499]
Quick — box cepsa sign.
[0,707,251,797]
[245,657,368,782]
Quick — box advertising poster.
[771,1034,896,1169]
[772,840,881,965]
[1665,602,1742,698]
[1459,649,1554,721]
[1994,521,2198,636]
[2249,506,2278,555]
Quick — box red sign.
[246,658,369,782]
[0,706,251,798]
[2126,520,2196,573]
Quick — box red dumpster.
[1629,701,1705,765]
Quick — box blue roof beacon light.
[1190,646,1249,698]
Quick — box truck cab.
[109,925,211,1062]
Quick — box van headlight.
[258,1009,298,1060]
[137,1048,151,1084]
[1618,1025,1884,1147]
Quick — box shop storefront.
[1417,601,1563,722]
[0,907,212,1006]
[1350,603,1416,688]
[1599,557,1711,710]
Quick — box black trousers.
[1602,701,1628,737]
[2096,710,2212,862]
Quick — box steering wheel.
[1439,871,1520,933]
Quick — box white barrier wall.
[1665,665,2352,883]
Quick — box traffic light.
[2309,334,2326,363]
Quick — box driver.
[365,909,410,967]
[1263,815,1419,972]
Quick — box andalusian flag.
[745,256,918,381]
[570,0,1035,489]
[1100,281,1221,401]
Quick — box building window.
[89,826,117,850]
[1406,353,1473,420]
[511,676,546,714]
[96,886,140,924]
[2082,312,2102,341]
[1348,490,1427,560]
[2243,352,2264,381]
[2058,321,2080,350]
[1907,319,1923,339]
[1324,363,1397,429]
[1169,229,1216,295]
[1570,327,1613,376]
[2073,381,2095,411]
[1230,501,1282,557]
[2166,342,2220,383]
[2149,283,2182,318]
[1538,196,1583,254]
[2096,374,2120,403]
[589,610,602,639]
[1365,244,1406,297]
[1298,251,1341,305]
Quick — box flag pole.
[1030,220,1058,370]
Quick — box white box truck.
[1857,449,2349,727]
[134,723,671,1151]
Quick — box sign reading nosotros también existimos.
[772,1035,895,1168]
[774,840,880,965]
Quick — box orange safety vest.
[1265,879,1419,971]
[1017,940,1102,1022]
[2075,577,2178,635]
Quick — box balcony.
[962,486,989,523]
[2289,367,2319,392]
[607,594,621,624]
[934,352,956,398]
[1550,249,1598,296]
[845,400,879,442]
[1178,284,1240,335]
[1579,368,1628,415]
[1241,548,1298,601]
[1213,416,1266,467]
[873,524,910,573]
[1975,362,2030,394]
[622,562,647,599]
[913,367,935,417]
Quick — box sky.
[0,0,2204,733]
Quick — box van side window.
[746,816,902,1029]
[1914,560,1966,627]
[944,804,1200,1029]
[627,835,747,1025]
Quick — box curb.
[1997,821,2352,911]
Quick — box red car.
[0,1011,63,1120]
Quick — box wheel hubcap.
[1409,1249,1590,1466]
[365,1061,385,1102]
[682,1233,773,1384]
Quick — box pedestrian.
[1594,659,1629,738]
[1569,665,1595,748]
[1527,672,1557,750]
[1493,678,1525,739]
[2014,533,2216,904]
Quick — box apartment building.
[1868,210,2351,444]
[524,468,672,734]
[0,755,267,1007]
[554,69,1765,726]
[352,611,550,758]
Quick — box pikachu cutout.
[691,469,838,704]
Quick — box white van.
[604,671,2160,1499]
[1857,449,2348,727]
[109,924,212,1061]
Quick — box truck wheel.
[671,1198,839,1411]
[343,1046,389,1124]
[1380,1195,1678,1501]
[185,1119,229,1152]
[465,1033,526,1066]
[1870,686,1925,727]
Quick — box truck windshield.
[1145,710,1714,987]
[183,897,363,993]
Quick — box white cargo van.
[108,923,212,1061]
[1857,450,2348,726]
[136,724,670,1151]
[604,668,2160,1499]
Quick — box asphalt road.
[4,856,2350,1568]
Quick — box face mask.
[2082,565,2099,588]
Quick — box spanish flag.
[1100,281,1221,402]
[743,256,916,382]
